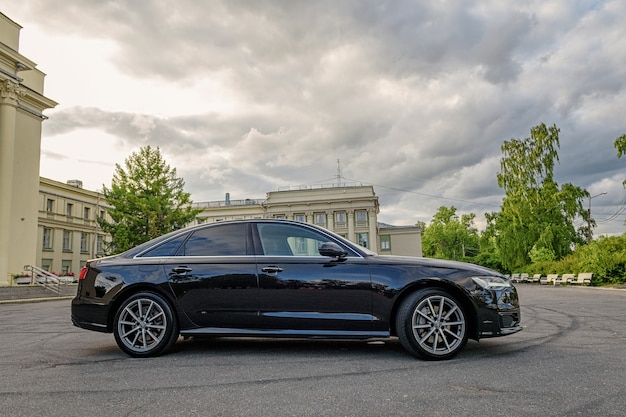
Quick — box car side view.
[71,219,521,360]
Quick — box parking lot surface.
[1,285,625,416]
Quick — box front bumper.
[473,284,522,338]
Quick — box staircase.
[13,265,74,295]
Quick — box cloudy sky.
[4,0,625,236]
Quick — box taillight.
[79,266,88,280]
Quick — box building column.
[347,210,355,243]
[0,80,21,285]
[368,210,378,252]
[326,210,334,232]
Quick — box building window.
[80,232,89,253]
[380,235,391,251]
[41,259,52,272]
[66,203,73,217]
[42,228,53,249]
[96,235,104,254]
[83,207,91,220]
[357,232,369,248]
[274,214,286,220]
[334,211,347,227]
[294,213,306,223]
[99,209,105,219]
[314,213,326,226]
[61,260,72,275]
[355,210,368,226]
[63,230,72,251]
[46,199,54,213]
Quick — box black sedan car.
[72,219,521,360]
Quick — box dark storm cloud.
[10,0,626,233]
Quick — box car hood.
[366,254,504,277]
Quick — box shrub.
[523,233,626,285]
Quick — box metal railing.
[20,265,62,294]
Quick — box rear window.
[140,233,189,257]
[182,223,247,256]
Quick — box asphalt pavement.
[0,285,625,416]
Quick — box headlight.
[472,276,512,290]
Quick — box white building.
[192,184,422,257]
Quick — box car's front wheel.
[396,289,468,360]
[113,292,179,357]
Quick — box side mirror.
[318,242,348,259]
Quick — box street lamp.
[587,192,607,242]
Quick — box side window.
[183,223,247,256]
[141,233,189,257]
[257,224,334,256]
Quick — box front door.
[254,222,374,333]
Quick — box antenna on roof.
[336,159,343,187]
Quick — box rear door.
[164,222,260,329]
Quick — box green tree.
[98,146,201,254]
[615,134,626,158]
[422,206,479,261]
[473,212,504,271]
[616,133,626,225]
[615,133,626,188]
[495,123,588,271]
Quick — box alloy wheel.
[410,294,466,356]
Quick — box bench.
[540,274,558,285]
[555,273,575,286]
[571,272,593,286]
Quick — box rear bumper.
[71,296,111,333]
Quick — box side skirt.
[180,327,390,339]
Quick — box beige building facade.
[37,178,110,277]
[1,13,57,285]
[192,185,422,256]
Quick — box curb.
[0,296,74,305]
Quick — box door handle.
[172,266,193,274]
[261,266,283,274]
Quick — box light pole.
[587,192,607,242]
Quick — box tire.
[113,291,179,357]
[395,289,468,360]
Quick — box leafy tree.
[495,123,588,271]
[98,146,201,254]
[473,212,504,271]
[422,206,479,261]
[615,133,626,188]
[615,134,626,158]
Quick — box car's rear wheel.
[113,292,179,357]
[396,289,468,360]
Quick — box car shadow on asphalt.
[166,336,520,361]
[172,336,409,358]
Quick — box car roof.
[118,218,364,258]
